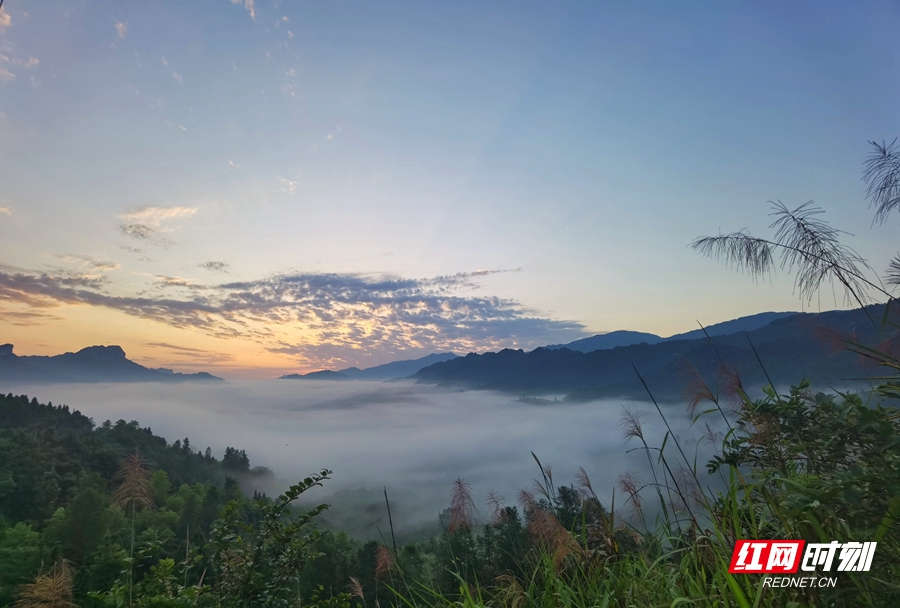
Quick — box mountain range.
[411,306,893,400]
[545,311,798,352]
[278,312,801,383]
[280,353,458,381]
[2,307,884,392]
[0,344,223,383]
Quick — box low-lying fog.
[6,380,725,540]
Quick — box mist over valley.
[0,379,713,540]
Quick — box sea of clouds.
[5,380,725,539]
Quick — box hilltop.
[0,344,223,383]
[544,311,797,352]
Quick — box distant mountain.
[0,344,224,383]
[546,311,798,353]
[279,353,459,382]
[546,330,663,352]
[412,306,889,400]
[338,353,458,380]
[665,311,798,342]
[280,370,352,380]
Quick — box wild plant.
[14,561,75,608]
[111,450,155,606]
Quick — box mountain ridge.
[0,344,224,383]
[412,306,889,400]
[545,311,798,353]
[279,352,458,381]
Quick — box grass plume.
[448,476,477,533]
[15,561,74,608]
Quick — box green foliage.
[206,471,332,608]
[0,521,41,606]
[221,448,250,473]
[0,393,234,527]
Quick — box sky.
[1,0,899,378]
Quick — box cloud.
[153,275,212,290]
[53,254,120,273]
[0,270,229,333]
[228,160,239,169]
[0,8,11,32]
[0,207,11,216]
[121,223,169,243]
[231,0,255,20]
[0,55,39,68]
[120,246,152,261]
[121,206,197,225]
[35,382,704,539]
[280,179,297,193]
[119,206,197,247]
[144,342,237,364]
[0,266,585,368]
[200,261,230,272]
[173,71,183,84]
[0,67,14,82]
[116,22,127,38]
[145,342,214,354]
[0,309,63,326]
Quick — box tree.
[0,523,40,606]
[207,470,331,608]
[222,447,250,473]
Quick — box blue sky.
[0,0,898,376]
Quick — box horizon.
[1,0,898,377]
[0,309,808,384]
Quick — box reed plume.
[486,489,506,524]
[702,422,721,448]
[494,575,526,608]
[347,577,366,606]
[619,406,646,441]
[715,362,745,413]
[517,488,537,512]
[531,479,552,503]
[112,450,155,607]
[616,469,642,511]
[693,201,873,306]
[863,138,900,225]
[374,545,395,580]
[527,505,580,569]
[680,361,716,417]
[112,450,154,511]
[574,466,595,500]
[15,560,74,608]
[674,464,704,510]
[448,476,477,533]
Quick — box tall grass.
[363,371,899,608]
